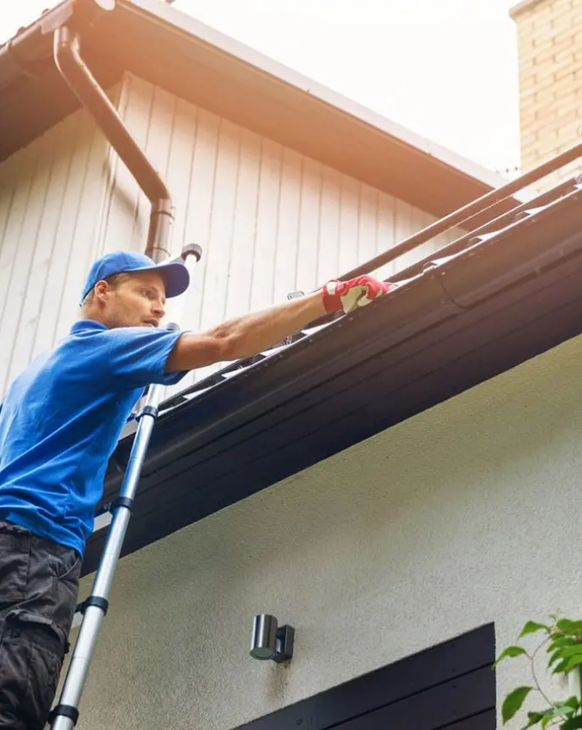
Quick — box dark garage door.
[236,624,496,730]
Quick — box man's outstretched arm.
[165,275,393,373]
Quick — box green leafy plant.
[495,616,582,729]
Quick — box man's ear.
[93,280,110,302]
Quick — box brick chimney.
[510,0,582,185]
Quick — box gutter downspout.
[53,22,173,263]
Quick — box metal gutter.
[53,19,172,261]
[102,175,582,494]
[0,0,107,81]
[338,139,582,282]
[0,0,174,262]
[83,182,582,574]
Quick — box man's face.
[101,271,167,329]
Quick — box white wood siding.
[0,95,118,398]
[0,72,459,397]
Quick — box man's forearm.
[207,292,326,360]
[166,274,391,373]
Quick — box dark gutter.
[0,0,116,96]
[125,179,582,476]
[53,23,173,261]
[339,140,582,282]
[0,0,173,263]
[79,178,582,576]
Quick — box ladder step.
[92,511,112,534]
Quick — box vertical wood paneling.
[0,96,114,397]
[317,165,341,287]
[131,84,177,252]
[0,73,467,397]
[181,107,220,330]
[249,139,282,312]
[273,149,302,300]
[99,76,151,256]
[338,175,360,276]
[0,146,36,327]
[295,157,322,294]
[0,131,61,392]
[7,120,71,389]
[375,193,397,281]
[104,77,467,349]
[46,120,109,347]
[224,128,262,317]
[358,184,378,271]
[202,119,241,327]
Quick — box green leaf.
[518,715,542,729]
[520,621,551,637]
[557,619,582,635]
[557,644,582,659]
[552,702,576,716]
[561,717,582,730]
[495,646,529,665]
[565,696,581,711]
[541,712,554,729]
[518,710,552,730]
[553,658,570,674]
[548,638,577,653]
[565,654,582,672]
[502,687,533,724]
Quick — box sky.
[0,0,521,175]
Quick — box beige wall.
[511,0,582,186]
[68,324,582,730]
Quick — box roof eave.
[0,0,506,216]
[124,0,505,191]
[80,181,582,576]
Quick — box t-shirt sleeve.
[102,326,189,390]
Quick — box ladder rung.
[92,511,112,534]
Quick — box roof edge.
[122,0,507,190]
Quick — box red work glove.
[322,275,394,314]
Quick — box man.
[0,249,392,729]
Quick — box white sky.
[0,0,521,175]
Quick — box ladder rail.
[49,244,202,730]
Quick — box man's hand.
[322,275,395,314]
[166,274,395,373]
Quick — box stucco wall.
[68,326,582,729]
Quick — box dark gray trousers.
[0,521,80,730]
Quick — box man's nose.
[153,300,165,318]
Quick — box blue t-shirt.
[0,320,187,557]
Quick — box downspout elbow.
[54,25,174,261]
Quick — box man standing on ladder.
[0,248,391,730]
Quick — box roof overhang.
[0,0,505,217]
[81,179,582,576]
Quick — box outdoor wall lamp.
[249,614,295,663]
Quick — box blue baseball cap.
[80,251,190,304]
